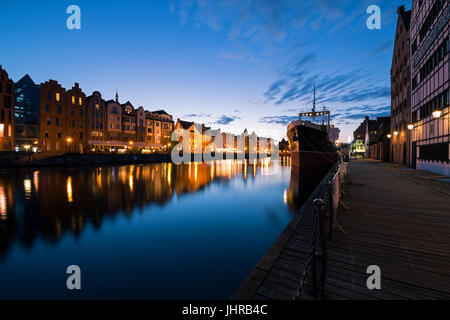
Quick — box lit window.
[72,96,75,104]
[0,124,4,137]
[79,97,82,105]
[56,93,60,101]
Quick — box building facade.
[121,101,137,144]
[410,0,449,175]
[65,83,87,153]
[391,6,412,166]
[39,80,67,154]
[106,94,122,143]
[0,66,14,151]
[369,117,391,162]
[14,74,40,152]
[86,91,107,150]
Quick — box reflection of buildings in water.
[0,159,283,257]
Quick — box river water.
[0,158,314,299]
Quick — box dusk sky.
[0,0,412,141]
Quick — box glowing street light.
[393,131,399,136]
[407,124,414,130]
[432,110,442,118]
[129,140,134,145]
[387,134,392,139]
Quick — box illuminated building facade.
[86,91,107,149]
[410,0,449,175]
[0,66,14,151]
[391,6,412,166]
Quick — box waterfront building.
[410,0,449,175]
[0,66,14,151]
[13,74,40,152]
[65,83,87,153]
[106,93,122,144]
[136,106,146,144]
[86,91,107,151]
[121,101,137,144]
[174,119,212,153]
[39,80,67,154]
[152,110,174,146]
[368,116,391,162]
[328,126,340,145]
[391,6,412,166]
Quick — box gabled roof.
[152,110,169,115]
[177,119,193,130]
[399,9,411,31]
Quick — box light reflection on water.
[0,158,315,299]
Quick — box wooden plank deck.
[233,160,450,300]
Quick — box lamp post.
[66,137,72,153]
[407,124,414,130]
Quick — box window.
[79,120,82,128]
[95,104,99,111]
[47,91,51,100]
[45,104,49,112]
[47,117,51,125]
[57,106,62,114]
[56,93,60,101]
[72,120,75,128]
[148,128,152,133]
[80,132,83,139]
[99,123,103,129]
[57,132,62,139]
[56,118,60,126]
[79,97,82,105]
[71,107,74,116]
[0,124,3,137]
[72,96,75,104]
[80,108,83,117]
[45,132,49,138]
[156,122,159,127]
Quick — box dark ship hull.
[287,121,338,169]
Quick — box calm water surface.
[0,158,311,299]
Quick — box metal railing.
[294,161,343,300]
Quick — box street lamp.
[432,110,442,118]
[129,140,134,146]
[393,131,399,136]
[407,124,414,130]
[387,134,392,139]
[66,137,72,152]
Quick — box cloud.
[216,115,240,125]
[183,113,213,118]
[259,115,298,125]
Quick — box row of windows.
[90,112,104,120]
[419,142,449,162]
[415,89,450,121]
[44,132,84,139]
[47,91,83,104]
[45,104,84,116]
[91,122,104,130]
[415,37,449,88]
[419,0,446,42]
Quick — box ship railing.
[294,159,349,300]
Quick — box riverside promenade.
[234,160,450,300]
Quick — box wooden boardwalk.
[233,160,450,300]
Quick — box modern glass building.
[14,74,40,152]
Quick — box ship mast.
[312,84,316,113]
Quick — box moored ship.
[287,86,339,169]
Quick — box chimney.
[397,5,405,14]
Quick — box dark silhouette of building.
[86,91,107,150]
[369,116,391,162]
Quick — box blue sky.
[0,0,412,141]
